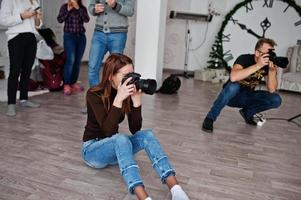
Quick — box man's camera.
[122,72,157,95]
[267,49,289,68]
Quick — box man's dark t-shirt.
[233,54,268,90]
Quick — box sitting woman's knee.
[137,129,155,139]
[136,129,157,146]
[113,133,131,146]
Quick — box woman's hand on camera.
[131,87,142,108]
[113,78,135,108]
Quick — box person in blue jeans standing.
[202,38,282,133]
[87,0,135,87]
[57,0,90,95]
[82,54,190,200]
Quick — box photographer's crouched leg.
[130,129,189,200]
[268,92,282,109]
[238,91,282,125]
[202,82,241,133]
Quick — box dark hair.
[77,0,83,7]
[38,28,57,47]
[67,0,83,7]
[91,54,134,113]
[255,38,277,50]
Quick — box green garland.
[207,0,301,69]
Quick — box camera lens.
[137,79,157,95]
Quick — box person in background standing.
[87,0,135,88]
[0,0,43,117]
[57,0,90,96]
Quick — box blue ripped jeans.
[81,129,175,194]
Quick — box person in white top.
[0,0,43,117]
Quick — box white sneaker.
[253,113,266,126]
[6,104,16,117]
[20,100,40,108]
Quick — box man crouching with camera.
[202,38,286,133]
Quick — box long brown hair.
[91,54,133,114]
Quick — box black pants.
[7,33,37,105]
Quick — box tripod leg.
[287,114,301,122]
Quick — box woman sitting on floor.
[81,54,190,200]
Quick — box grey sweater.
[88,0,135,33]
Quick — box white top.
[0,0,43,41]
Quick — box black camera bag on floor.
[157,75,181,94]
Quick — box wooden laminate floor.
[0,65,300,200]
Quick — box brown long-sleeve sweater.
[83,88,142,142]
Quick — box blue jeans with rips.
[63,32,86,85]
[81,129,175,194]
[206,82,282,121]
[88,31,127,87]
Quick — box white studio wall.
[164,0,226,71]
[0,0,8,57]
[134,0,168,86]
[222,0,301,67]
[40,0,65,45]
[165,0,301,71]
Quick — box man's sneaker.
[202,117,214,133]
[239,109,257,125]
[20,100,40,108]
[253,114,266,126]
[6,104,16,117]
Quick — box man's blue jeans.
[81,129,175,194]
[206,82,282,121]
[88,31,127,87]
[63,32,86,85]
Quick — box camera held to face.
[122,72,157,95]
[267,49,289,68]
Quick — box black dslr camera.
[267,49,289,68]
[122,72,157,95]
